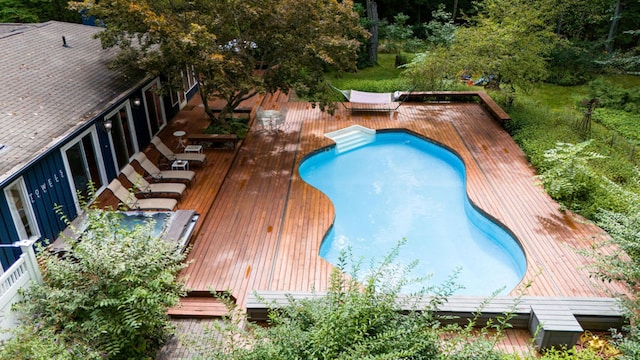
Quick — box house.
[0,21,199,271]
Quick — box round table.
[173,131,186,150]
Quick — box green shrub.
[188,242,520,360]
[0,207,188,359]
[593,108,640,141]
[538,346,604,359]
[588,78,640,114]
[535,141,605,211]
[546,41,600,86]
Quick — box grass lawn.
[526,74,640,112]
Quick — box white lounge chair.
[121,164,186,199]
[107,179,177,211]
[132,153,195,185]
[151,137,207,166]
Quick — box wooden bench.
[476,91,511,122]
[399,91,511,122]
[529,303,582,350]
[187,133,238,148]
[246,291,625,350]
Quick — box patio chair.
[121,164,186,199]
[106,179,177,211]
[132,152,195,185]
[151,137,206,166]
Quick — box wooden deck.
[161,94,626,306]
[96,89,628,305]
[135,92,630,357]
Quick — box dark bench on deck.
[187,133,238,148]
[246,291,625,350]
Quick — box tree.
[71,0,368,127]
[0,207,188,359]
[440,0,557,92]
[0,0,81,23]
[365,0,380,65]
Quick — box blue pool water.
[298,132,526,295]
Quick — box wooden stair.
[167,291,233,318]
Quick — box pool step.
[167,291,233,318]
[325,125,376,153]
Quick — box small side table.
[184,144,203,154]
[173,131,186,151]
[171,160,189,171]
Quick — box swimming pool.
[298,131,526,295]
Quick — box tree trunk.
[452,0,459,22]
[366,0,379,65]
[606,0,622,53]
[199,87,218,124]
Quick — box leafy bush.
[187,242,526,360]
[588,78,640,114]
[593,108,640,141]
[535,141,605,211]
[546,41,600,86]
[0,207,188,359]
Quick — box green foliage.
[0,0,81,23]
[380,13,414,54]
[421,4,456,48]
[187,242,532,360]
[440,0,557,92]
[537,346,603,359]
[588,78,640,114]
[401,49,456,91]
[546,41,601,86]
[0,207,188,359]
[593,108,640,141]
[536,141,605,211]
[72,0,367,124]
[203,115,249,138]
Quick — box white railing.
[0,239,42,341]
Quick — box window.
[62,128,106,211]
[4,178,39,241]
[105,104,138,170]
[142,79,167,138]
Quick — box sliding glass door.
[105,104,137,170]
[61,128,106,210]
[142,79,166,138]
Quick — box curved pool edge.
[296,128,529,294]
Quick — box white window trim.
[4,177,40,242]
[141,78,167,138]
[60,127,108,213]
[105,102,138,173]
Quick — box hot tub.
[50,210,199,254]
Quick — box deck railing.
[0,239,42,340]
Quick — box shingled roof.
[0,21,141,184]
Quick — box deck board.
[129,94,632,356]
[138,95,629,304]
[101,94,628,351]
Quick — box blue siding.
[95,123,118,180]
[0,78,179,269]
[0,198,20,270]
[22,152,76,245]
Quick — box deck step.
[325,125,376,153]
[168,296,230,318]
